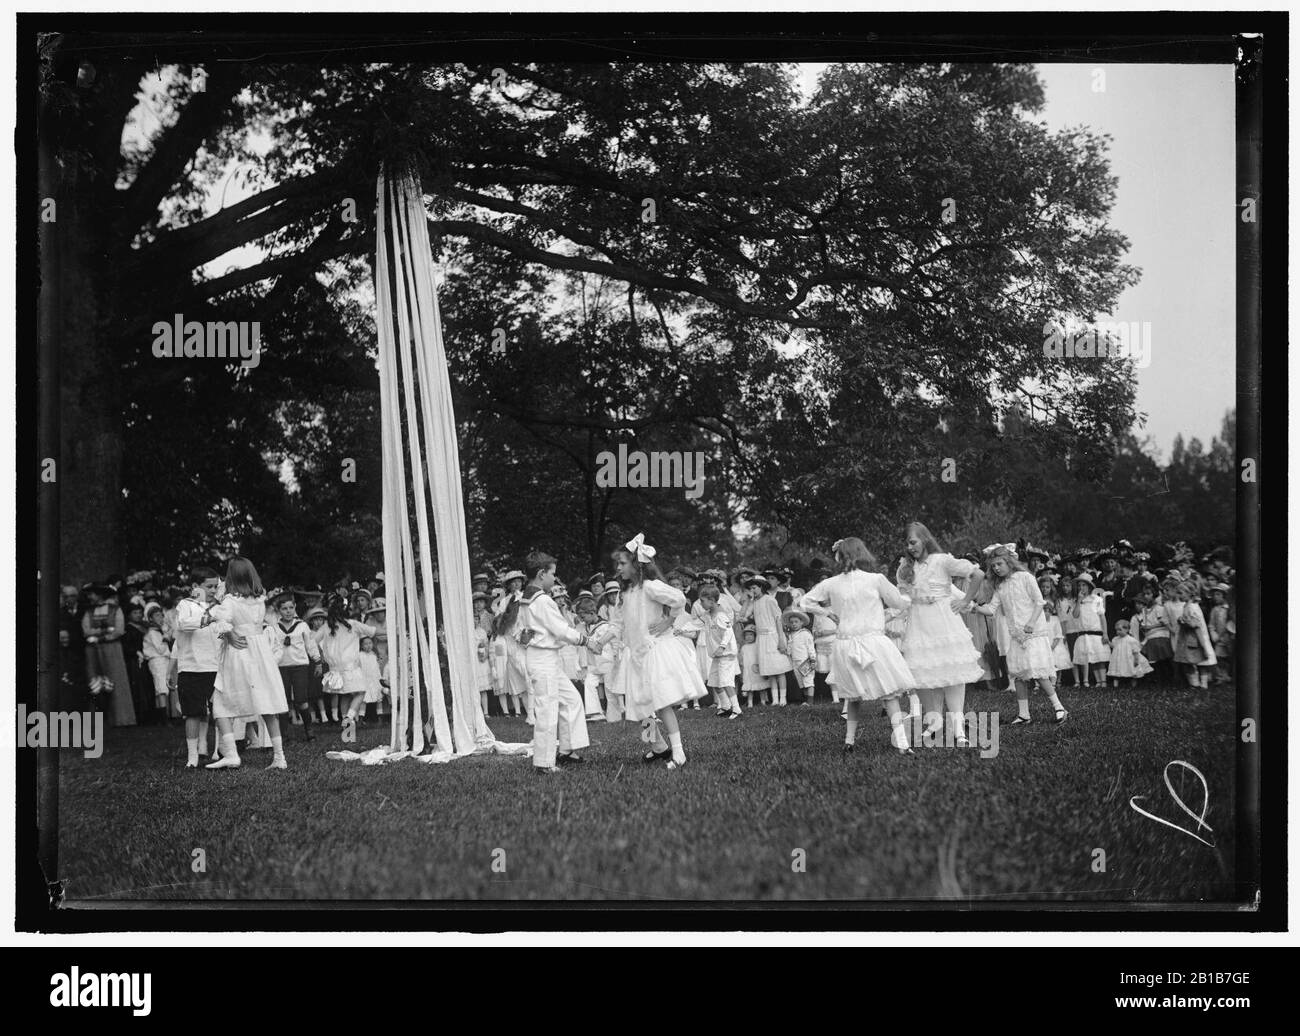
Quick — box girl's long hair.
[904,521,943,563]
[611,548,664,589]
[985,545,1025,587]
[223,556,264,598]
[834,537,877,574]
[324,592,353,636]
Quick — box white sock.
[1018,698,1031,720]
[1045,687,1064,710]
[667,731,685,764]
[271,735,285,761]
[186,738,199,766]
[845,717,858,745]
[909,694,922,718]
[948,712,967,743]
[889,714,909,750]
[197,721,209,754]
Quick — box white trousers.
[525,646,589,769]
[582,672,604,716]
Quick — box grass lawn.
[56,681,1239,903]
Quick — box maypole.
[357,159,526,763]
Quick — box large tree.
[39,40,1138,580]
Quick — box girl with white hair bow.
[592,533,707,770]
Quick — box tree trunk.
[42,50,138,583]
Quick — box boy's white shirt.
[171,596,229,673]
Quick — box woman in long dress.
[799,537,918,754]
[598,533,706,770]
[205,557,290,770]
[81,584,138,728]
[895,522,984,745]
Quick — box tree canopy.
[41,45,1171,585]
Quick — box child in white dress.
[973,547,1068,725]
[799,537,918,754]
[741,576,790,705]
[1039,578,1073,689]
[1106,619,1152,689]
[141,603,172,718]
[472,592,494,717]
[359,636,384,708]
[739,625,766,707]
[596,534,706,769]
[896,522,984,742]
[204,557,290,770]
[312,593,377,735]
[1069,572,1111,688]
[698,585,741,718]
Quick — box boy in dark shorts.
[172,566,222,767]
[271,589,322,739]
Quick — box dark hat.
[743,576,769,591]
[777,566,794,579]
[296,583,324,598]
[81,582,116,598]
[1023,544,1049,561]
[1095,549,1117,565]
[471,572,490,584]
[678,568,697,581]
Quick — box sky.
[797,62,1237,459]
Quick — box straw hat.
[781,606,810,627]
[303,605,328,621]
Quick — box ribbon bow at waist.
[834,631,877,667]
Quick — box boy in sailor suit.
[271,589,323,740]
[515,552,591,773]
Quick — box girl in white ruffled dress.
[596,534,707,770]
[896,522,985,744]
[799,537,918,755]
[973,546,1069,725]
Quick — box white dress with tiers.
[897,554,985,688]
[605,579,707,720]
